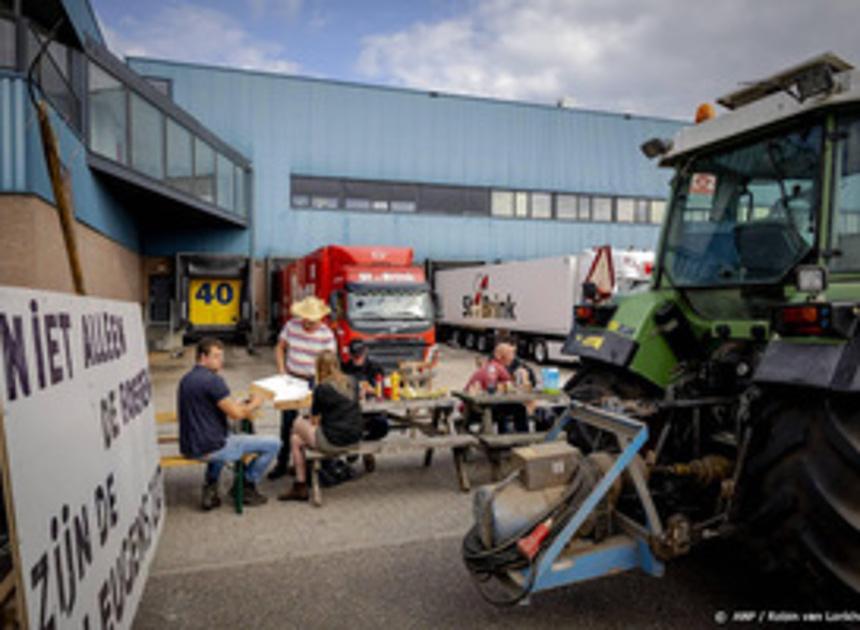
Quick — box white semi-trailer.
[434,248,653,363]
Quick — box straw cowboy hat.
[290,296,331,321]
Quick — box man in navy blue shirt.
[178,338,281,509]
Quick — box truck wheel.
[464,331,477,350]
[533,340,549,364]
[739,393,860,605]
[452,329,465,348]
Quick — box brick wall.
[0,195,143,303]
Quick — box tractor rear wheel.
[565,367,652,452]
[739,392,860,605]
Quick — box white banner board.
[0,287,163,630]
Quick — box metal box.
[512,442,580,491]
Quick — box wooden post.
[35,100,86,296]
[0,408,29,629]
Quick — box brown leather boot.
[278,481,308,501]
[362,454,376,473]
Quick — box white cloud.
[357,0,860,119]
[246,0,303,21]
[103,3,300,75]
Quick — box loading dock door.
[188,278,242,326]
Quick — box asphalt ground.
[135,344,809,629]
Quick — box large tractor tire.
[565,366,653,452]
[739,392,860,606]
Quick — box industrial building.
[0,0,683,342]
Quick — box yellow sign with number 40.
[188,278,241,326]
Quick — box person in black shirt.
[279,350,363,501]
[342,340,383,392]
[342,340,389,472]
[178,338,281,509]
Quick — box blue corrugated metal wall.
[0,75,26,191]
[0,73,140,251]
[129,59,682,262]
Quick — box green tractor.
[463,54,858,607]
[565,53,860,603]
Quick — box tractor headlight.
[796,266,827,293]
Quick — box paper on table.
[251,374,311,404]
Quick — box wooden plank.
[160,455,204,469]
[453,447,471,492]
[0,572,15,605]
[360,397,457,414]
[37,100,86,296]
[479,431,558,448]
[306,435,478,461]
[454,390,569,406]
[156,410,178,424]
[0,408,28,629]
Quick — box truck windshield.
[347,291,433,321]
[662,122,822,287]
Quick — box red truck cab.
[278,246,436,370]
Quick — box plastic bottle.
[541,367,560,394]
[390,371,401,401]
[374,373,383,399]
[383,376,392,399]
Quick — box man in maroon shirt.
[464,343,514,393]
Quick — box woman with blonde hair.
[279,350,363,501]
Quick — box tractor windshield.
[662,122,822,287]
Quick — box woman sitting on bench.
[280,350,363,501]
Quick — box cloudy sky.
[92,0,860,120]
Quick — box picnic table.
[305,395,475,506]
[453,389,570,433]
[361,396,458,434]
[452,389,570,480]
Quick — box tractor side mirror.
[640,137,673,159]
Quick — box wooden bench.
[305,434,478,506]
[156,411,254,514]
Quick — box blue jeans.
[203,434,282,485]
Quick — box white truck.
[434,248,653,363]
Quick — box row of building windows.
[291,176,666,224]
[88,62,248,217]
[1,5,247,218]
[1,11,86,133]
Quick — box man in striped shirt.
[268,296,337,479]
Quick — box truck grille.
[364,339,427,370]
